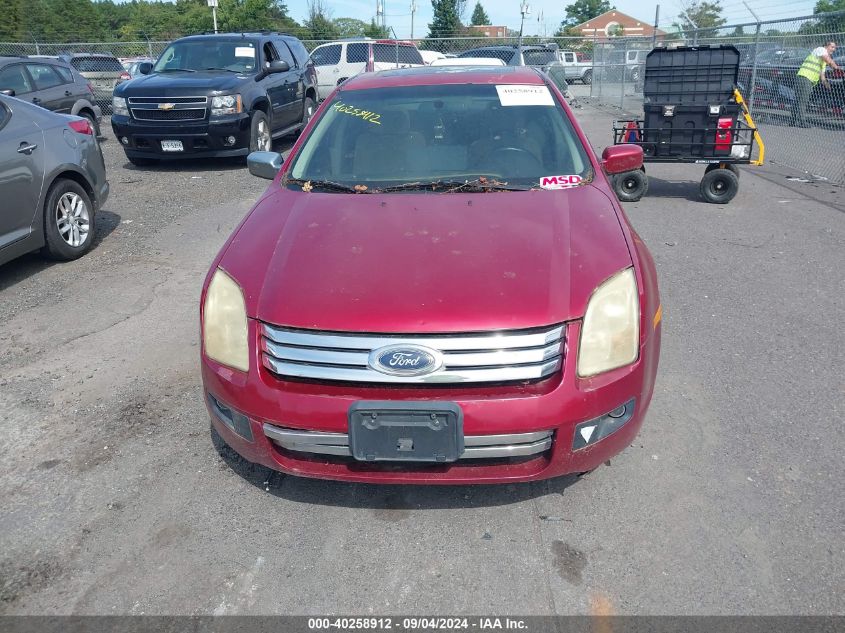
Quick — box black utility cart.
[611,45,765,204]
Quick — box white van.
[309,39,425,100]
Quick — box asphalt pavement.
[0,103,843,615]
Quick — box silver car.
[0,94,109,266]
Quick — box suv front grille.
[128,96,207,122]
[260,323,565,385]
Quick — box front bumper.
[111,113,251,159]
[202,319,661,485]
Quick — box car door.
[261,41,298,131]
[275,39,305,126]
[53,64,85,112]
[24,62,71,113]
[310,44,342,99]
[0,99,45,250]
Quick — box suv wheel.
[41,179,95,260]
[582,69,592,85]
[249,111,272,152]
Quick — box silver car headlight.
[112,96,129,116]
[210,94,243,116]
[577,268,640,377]
[203,268,249,372]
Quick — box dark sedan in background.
[738,47,845,123]
[0,56,103,135]
[0,94,109,266]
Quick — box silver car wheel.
[55,192,91,248]
[257,119,271,151]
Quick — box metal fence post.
[620,44,626,110]
[590,33,597,98]
[747,22,761,113]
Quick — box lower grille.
[264,424,553,460]
[260,323,565,385]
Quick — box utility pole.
[518,0,530,46]
[652,4,659,48]
[207,0,218,33]
[410,0,417,40]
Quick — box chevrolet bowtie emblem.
[158,102,176,111]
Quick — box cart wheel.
[699,168,739,204]
[612,169,648,202]
[705,163,740,179]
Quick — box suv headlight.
[211,94,243,116]
[203,268,249,372]
[112,96,129,116]
[577,268,640,377]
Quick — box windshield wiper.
[204,67,240,73]
[157,68,196,73]
[377,178,531,193]
[285,178,370,194]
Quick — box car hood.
[115,71,247,96]
[220,184,633,333]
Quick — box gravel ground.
[0,105,843,616]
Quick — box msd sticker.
[540,175,583,190]
[496,85,554,107]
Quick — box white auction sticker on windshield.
[235,46,255,58]
[540,175,583,190]
[496,85,554,106]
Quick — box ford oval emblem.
[369,344,443,377]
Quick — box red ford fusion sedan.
[200,66,661,484]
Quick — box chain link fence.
[1,12,843,182]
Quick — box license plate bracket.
[161,140,184,152]
[348,401,464,463]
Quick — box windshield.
[522,50,557,66]
[288,83,591,191]
[153,39,258,73]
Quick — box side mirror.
[1,89,15,97]
[248,151,283,180]
[266,60,290,74]
[601,144,644,174]
[139,62,153,75]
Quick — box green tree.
[470,2,490,26]
[673,1,726,39]
[333,17,367,37]
[558,0,611,30]
[304,0,339,39]
[808,0,845,34]
[0,0,27,41]
[428,0,462,38]
[363,19,389,38]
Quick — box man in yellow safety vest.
[790,41,840,127]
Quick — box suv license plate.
[348,401,464,463]
[161,140,183,152]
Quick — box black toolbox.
[641,45,741,158]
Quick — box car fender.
[70,98,100,121]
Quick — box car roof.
[175,32,298,42]
[340,65,545,91]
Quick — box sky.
[285,0,820,39]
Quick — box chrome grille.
[264,424,554,459]
[128,96,207,122]
[260,323,565,384]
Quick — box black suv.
[111,32,318,165]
